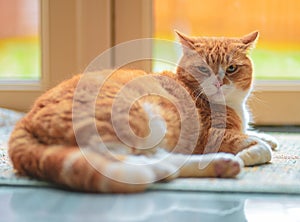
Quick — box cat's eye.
[226,65,238,74]
[196,66,211,76]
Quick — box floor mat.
[150,133,300,194]
[1,108,300,194]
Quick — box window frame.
[249,82,300,125]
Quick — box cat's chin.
[206,91,227,105]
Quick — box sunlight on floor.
[245,199,300,221]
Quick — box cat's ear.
[175,30,196,52]
[240,31,259,51]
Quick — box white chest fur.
[225,88,250,132]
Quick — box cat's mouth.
[210,90,226,103]
[196,86,226,105]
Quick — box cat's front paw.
[247,131,279,150]
[237,136,272,166]
[258,133,278,150]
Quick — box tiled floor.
[0,187,300,222]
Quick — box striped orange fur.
[8,32,277,193]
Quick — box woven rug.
[1,108,300,194]
[150,133,300,194]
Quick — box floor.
[1,126,300,222]
[1,187,300,222]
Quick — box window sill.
[0,80,42,91]
[253,80,300,92]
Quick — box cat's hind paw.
[202,153,243,178]
[177,153,243,178]
[212,154,243,178]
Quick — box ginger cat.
[8,31,277,193]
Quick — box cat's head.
[176,31,258,105]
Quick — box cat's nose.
[214,78,223,88]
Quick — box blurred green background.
[0,37,40,80]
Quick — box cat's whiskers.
[194,89,208,102]
[191,88,204,101]
[248,93,269,108]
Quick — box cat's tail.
[8,122,158,193]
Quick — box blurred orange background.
[154,0,300,50]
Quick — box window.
[0,0,111,111]
[0,0,40,80]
